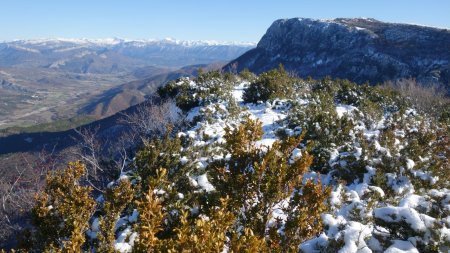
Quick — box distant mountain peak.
[225,17,450,93]
[0,38,255,71]
[5,38,256,47]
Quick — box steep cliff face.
[225,18,450,91]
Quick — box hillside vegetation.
[4,68,450,252]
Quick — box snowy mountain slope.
[224,18,450,94]
[79,70,449,252]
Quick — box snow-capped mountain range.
[0,38,255,72]
[0,38,253,130]
[6,37,256,47]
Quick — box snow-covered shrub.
[25,162,96,252]
[134,128,186,191]
[96,179,134,252]
[15,70,449,253]
[210,117,331,250]
[358,99,383,129]
[158,70,235,111]
[163,199,235,252]
[238,68,257,82]
[243,64,295,103]
[335,79,362,106]
[288,89,357,178]
[133,183,164,252]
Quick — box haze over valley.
[0,38,253,131]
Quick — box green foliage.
[133,183,165,252]
[157,79,197,111]
[165,199,235,252]
[100,116,329,251]
[401,122,449,188]
[238,68,257,82]
[158,70,234,111]
[438,106,450,123]
[134,127,185,191]
[96,179,134,253]
[358,98,383,128]
[282,179,331,252]
[243,64,295,103]
[284,77,427,186]
[373,215,444,252]
[334,79,362,106]
[28,161,95,252]
[229,228,269,252]
[288,91,356,176]
[210,117,331,249]
[371,118,449,191]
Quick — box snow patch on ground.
[196,173,215,192]
[336,104,357,118]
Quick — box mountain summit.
[225,18,450,91]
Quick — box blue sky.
[1,0,449,42]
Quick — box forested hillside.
[2,68,449,252]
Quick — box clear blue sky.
[1,0,449,42]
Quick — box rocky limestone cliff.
[225,18,450,92]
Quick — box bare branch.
[120,98,182,141]
[74,126,103,175]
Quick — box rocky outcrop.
[225,18,450,92]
